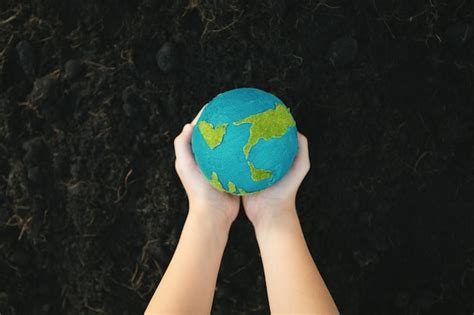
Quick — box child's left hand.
[173,107,240,232]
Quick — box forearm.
[145,210,230,315]
[255,208,339,314]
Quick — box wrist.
[187,206,232,240]
[254,206,300,241]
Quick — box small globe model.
[191,88,298,195]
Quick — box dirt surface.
[1,1,474,314]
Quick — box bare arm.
[243,132,339,314]
[145,113,240,314]
[255,208,339,314]
[145,211,230,315]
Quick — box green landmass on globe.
[198,121,228,149]
[199,103,296,194]
[247,161,272,181]
[234,103,296,158]
[210,172,225,191]
[227,181,236,193]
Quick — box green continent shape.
[199,121,228,149]
[210,172,225,191]
[248,161,272,181]
[233,103,296,158]
[227,181,236,193]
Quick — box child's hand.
[174,108,240,231]
[242,132,310,234]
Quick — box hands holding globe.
[151,90,338,315]
[173,99,310,236]
[242,131,310,236]
[173,110,240,233]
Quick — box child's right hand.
[242,132,310,235]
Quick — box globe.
[191,88,299,195]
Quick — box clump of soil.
[1,0,473,314]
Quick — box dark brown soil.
[1,1,474,314]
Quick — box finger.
[280,132,310,187]
[293,132,310,174]
[191,104,207,126]
[174,124,197,168]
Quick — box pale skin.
[145,108,339,315]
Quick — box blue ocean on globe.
[191,88,298,195]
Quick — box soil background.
[1,0,474,314]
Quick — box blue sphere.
[191,88,298,195]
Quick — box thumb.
[278,132,311,189]
[174,123,196,171]
[173,123,210,192]
[293,132,311,177]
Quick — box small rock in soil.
[70,159,82,179]
[215,282,233,300]
[39,283,51,295]
[358,211,372,226]
[156,42,178,73]
[122,85,143,117]
[415,290,438,310]
[0,291,8,304]
[269,0,287,17]
[122,102,134,118]
[53,151,68,178]
[445,23,472,47]
[27,166,41,183]
[395,291,410,308]
[327,35,358,67]
[10,247,31,267]
[140,0,160,11]
[353,249,378,267]
[28,75,58,104]
[160,90,179,118]
[28,74,60,120]
[64,59,83,80]
[0,47,25,89]
[58,89,80,120]
[148,245,168,263]
[373,228,390,251]
[41,304,51,313]
[15,40,36,80]
[23,137,47,166]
